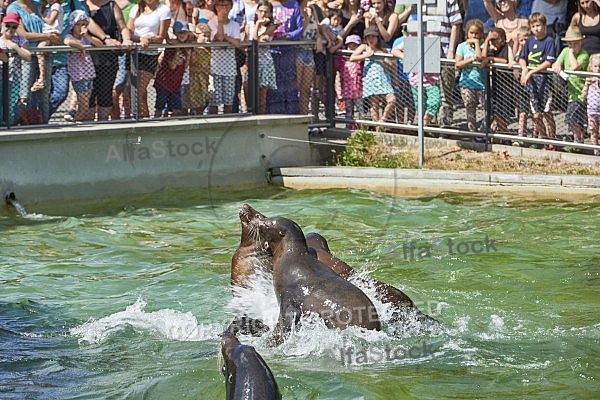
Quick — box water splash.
[5,192,27,216]
[70,297,222,344]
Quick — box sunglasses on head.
[4,23,18,29]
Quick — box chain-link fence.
[0,40,326,127]
[332,52,599,154]
[1,41,599,155]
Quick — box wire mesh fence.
[1,41,598,155]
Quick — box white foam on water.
[70,297,221,344]
[227,268,279,327]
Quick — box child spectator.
[391,25,415,124]
[482,26,513,134]
[349,25,394,124]
[552,26,589,145]
[252,0,278,114]
[0,12,31,125]
[512,26,531,143]
[154,20,190,117]
[582,53,600,156]
[325,8,345,110]
[32,0,63,92]
[64,10,102,122]
[325,8,344,52]
[403,24,441,126]
[208,0,241,114]
[183,23,211,115]
[519,12,556,149]
[455,18,485,133]
[335,34,363,127]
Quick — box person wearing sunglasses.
[0,12,32,125]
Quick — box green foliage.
[334,129,418,168]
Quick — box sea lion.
[226,315,270,337]
[304,232,438,326]
[231,204,271,288]
[220,332,281,400]
[250,215,381,344]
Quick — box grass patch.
[334,130,600,175]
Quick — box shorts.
[134,53,159,74]
[210,74,236,106]
[565,101,586,128]
[296,48,314,66]
[314,52,326,76]
[155,88,182,111]
[526,75,553,113]
[72,79,94,94]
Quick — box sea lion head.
[254,216,307,256]
[239,204,267,245]
[220,332,282,400]
[304,232,331,253]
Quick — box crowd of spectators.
[0,0,598,154]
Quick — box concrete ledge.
[271,167,600,200]
[0,115,313,206]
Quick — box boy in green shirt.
[552,26,589,144]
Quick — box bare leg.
[137,70,152,118]
[369,95,380,122]
[532,112,545,138]
[381,93,395,122]
[76,90,92,122]
[258,86,267,115]
[543,112,555,139]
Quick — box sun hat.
[363,25,380,38]
[345,34,361,45]
[69,10,88,30]
[3,12,20,25]
[173,20,189,33]
[561,26,584,42]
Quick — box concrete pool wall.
[0,115,313,207]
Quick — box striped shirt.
[421,0,462,56]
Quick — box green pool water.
[1,187,598,399]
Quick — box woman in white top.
[128,0,171,118]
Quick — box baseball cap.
[173,20,189,33]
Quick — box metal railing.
[1,41,599,156]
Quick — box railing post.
[484,63,492,151]
[2,57,9,128]
[247,40,259,115]
[325,51,335,127]
[130,48,139,121]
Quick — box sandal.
[30,79,45,92]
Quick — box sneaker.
[512,140,521,147]
[63,109,75,122]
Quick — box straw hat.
[562,26,584,42]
